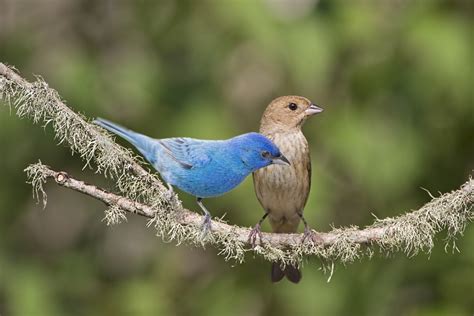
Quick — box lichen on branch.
[2,62,474,270]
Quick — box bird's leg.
[165,183,175,201]
[248,212,268,248]
[298,212,323,245]
[196,198,212,237]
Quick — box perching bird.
[252,96,323,283]
[94,118,290,234]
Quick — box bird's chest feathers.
[254,131,310,213]
[263,132,308,186]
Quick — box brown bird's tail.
[271,262,301,283]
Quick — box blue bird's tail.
[94,118,156,162]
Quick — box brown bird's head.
[260,95,323,132]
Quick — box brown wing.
[302,141,311,207]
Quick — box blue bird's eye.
[261,151,271,158]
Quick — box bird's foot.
[164,184,176,203]
[248,223,263,248]
[164,190,174,202]
[301,227,324,246]
[200,213,212,239]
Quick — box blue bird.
[94,118,290,234]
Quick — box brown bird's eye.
[261,151,271,158]
[288,103,298,111]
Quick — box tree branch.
[0,62,176,208]
[2,62,474,268]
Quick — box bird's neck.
[260,123,302,135]
[224,138,261,174]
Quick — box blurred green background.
[0,0,473,315]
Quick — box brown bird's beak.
[272,154,291,166]
[305,104,323,116]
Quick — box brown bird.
[251,95,323,283]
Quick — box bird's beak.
[272,154,291,166]
[305,104,324,116]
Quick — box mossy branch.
[1,63,473,269]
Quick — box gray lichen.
[103,205,128,226]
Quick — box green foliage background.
[0,1,472,315]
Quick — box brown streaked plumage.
[251,95,323,283]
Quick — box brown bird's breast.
[253,131,311,233]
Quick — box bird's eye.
[288,103,298,111]
[261,151,271,158]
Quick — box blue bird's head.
[233,133,290,172]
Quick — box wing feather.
[158,138,212,169]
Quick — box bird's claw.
[301,227,323,245]
[200,213,212,238]
[164,184,177,203]
[248,224,263,248]
[165,189,174,202]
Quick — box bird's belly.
[253,131,311,232]
[255,165,306,220]
[167,167,246,198]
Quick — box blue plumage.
[94,118,289,233]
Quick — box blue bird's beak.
[305,104,323,116]
[272,154,291,166]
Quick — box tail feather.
[94,118,156,161]
[271,262,285,283]
[271,262,301,284]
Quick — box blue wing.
[157,137,212,169]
